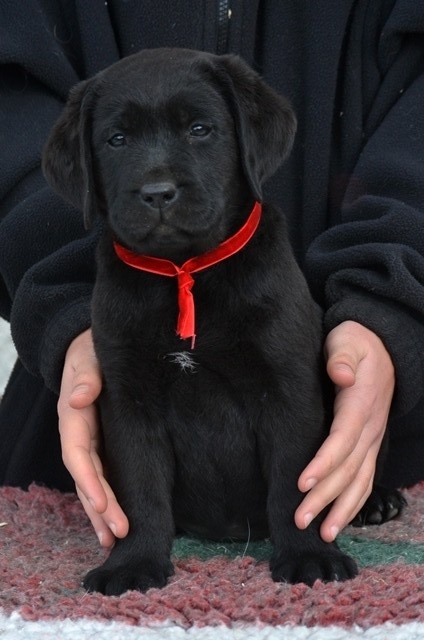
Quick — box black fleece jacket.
[1,0,424,424]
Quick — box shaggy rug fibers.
[1,484,424,638]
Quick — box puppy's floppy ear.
[216,55,297,201]
[42,78,99,228]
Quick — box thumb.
[66,329,102,409]
[69,365,102,408]
[325,323,363,389]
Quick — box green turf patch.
[172,533,424,567]
[172,535,272,561]
[339,535,424,566]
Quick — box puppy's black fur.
[42,48,362,595]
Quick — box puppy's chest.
[157,340,277,413]
[95,264,253,348]
[93,254,280,400]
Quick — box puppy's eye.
[107,133,126,147]
[189,123,212,138]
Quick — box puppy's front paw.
[351,485,407,526]
[270,548,358,586]
[83,559,174,596]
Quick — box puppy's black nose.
[140,182,178,209]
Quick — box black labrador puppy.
[43,48,397,596]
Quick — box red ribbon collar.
[113,201,262,348]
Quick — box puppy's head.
[43,48,296,260]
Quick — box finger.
[59,408,109,514]
[60,329,101,410]
[76,486,116,548]
[60,410,129,544]
[295,444,373,533]
[69,350,102,410]
[324,321,371,387]
[296,449,365,530]
[327,359,356,388]
[69,349,101,407]
[298,395,365,492]
[296,392,376,524]
[69,366,102,409]
[77,481,129,547]
[319,468,374,542]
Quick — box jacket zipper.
[217,1,232,54]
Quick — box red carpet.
[1,484,424,632]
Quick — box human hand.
[295,320,395,542]
[58,328,129,547]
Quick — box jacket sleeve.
[0,4,99,393]
[305,6,424,418]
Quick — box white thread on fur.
[167,351,197,373]
[241,519,251,559]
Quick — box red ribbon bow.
[113,201,262,348]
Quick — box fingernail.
[304,512,314,528]
[97,531,104,546]
[330,525,340,540]
[304,478,317,491]
[109,522,117,537]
